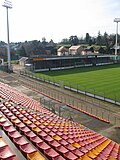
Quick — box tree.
[69,36,79,45]
[96,31,102,46]
[85,33,90,43]
[42,37,48,47]
[61,38,69,44]
[16,45,27,57]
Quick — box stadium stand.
[0,82,120,160]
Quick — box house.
[57,46,69,56]
[47,39,56,47]
[81,46,94,55]
[94,47,106,54]
[69,45,82,55]
[19,57,28,66]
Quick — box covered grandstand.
[29,55,114,72]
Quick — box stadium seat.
[13,136,29,148]
[73,148,85,157]
[32,126,41,134]
[0,145,17,159]
[27,151,46,160]
[34,120,41,125]
[23,119,32,125]
[11,118,21,125]
[0,120,11,128]
[0,137,8,148]
[72,142,81,149]
[53,135,62,141]
[52,155,66,160]
[44,148,59,159]
[3,125,16,134]
[38,130,47,138]
[59,139,69,146]
[27,123,36,129]
[30,136,43,146]
[49,139,61,149]
[55,145,69,156]
[19,143,36,157]
[36,141,51,152]
[8,130,22,140]
[48,131,56,137]
[65,143,76,151]
[63,151,78,160]
[24,131,36,140]
[15,122,26,130]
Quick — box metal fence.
[20,70,120,105]
[19,71,120,125]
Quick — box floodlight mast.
[2,0,13,72]
[114,18,120,62]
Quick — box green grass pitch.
[35,64,120,102]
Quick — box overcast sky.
[0,0,120,43]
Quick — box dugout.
[31,55,113,72]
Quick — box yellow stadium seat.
[32,127,41,133]
[108,156,116,160]
[27,151,46,160]
[34,121,41,125]
[90,149,99,155]
[63,128,68,132]
[11,118,21,124]
[87,151,97,159]
[53,135,62,141]
[76,133,81,137]
[77,155,93,160]
[72,142,81,149]
[23,120,32,125]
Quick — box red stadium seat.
[36,141,51,152]
[8,130,22,140]
[3,125,16,134]
[19,143,36,157]
[19,126,31,134]
[63,151,78,160]
[13,136,29,148]
[30,136,43,146]
[0,145,16,159]
[15,122,25,130]
[24,131,36,140]
[52,155,66,160]
[44,148,59,159]
[55,145,69,156]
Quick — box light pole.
[114,18,120,62]
[2,0,13,72]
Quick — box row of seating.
[0,113,47,160]
[0,103,64,160]
[2,100,120,160]
[0,133,19,160]
[1,102,80,159]
[0,82,120,160]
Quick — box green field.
[35,64,120,102]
